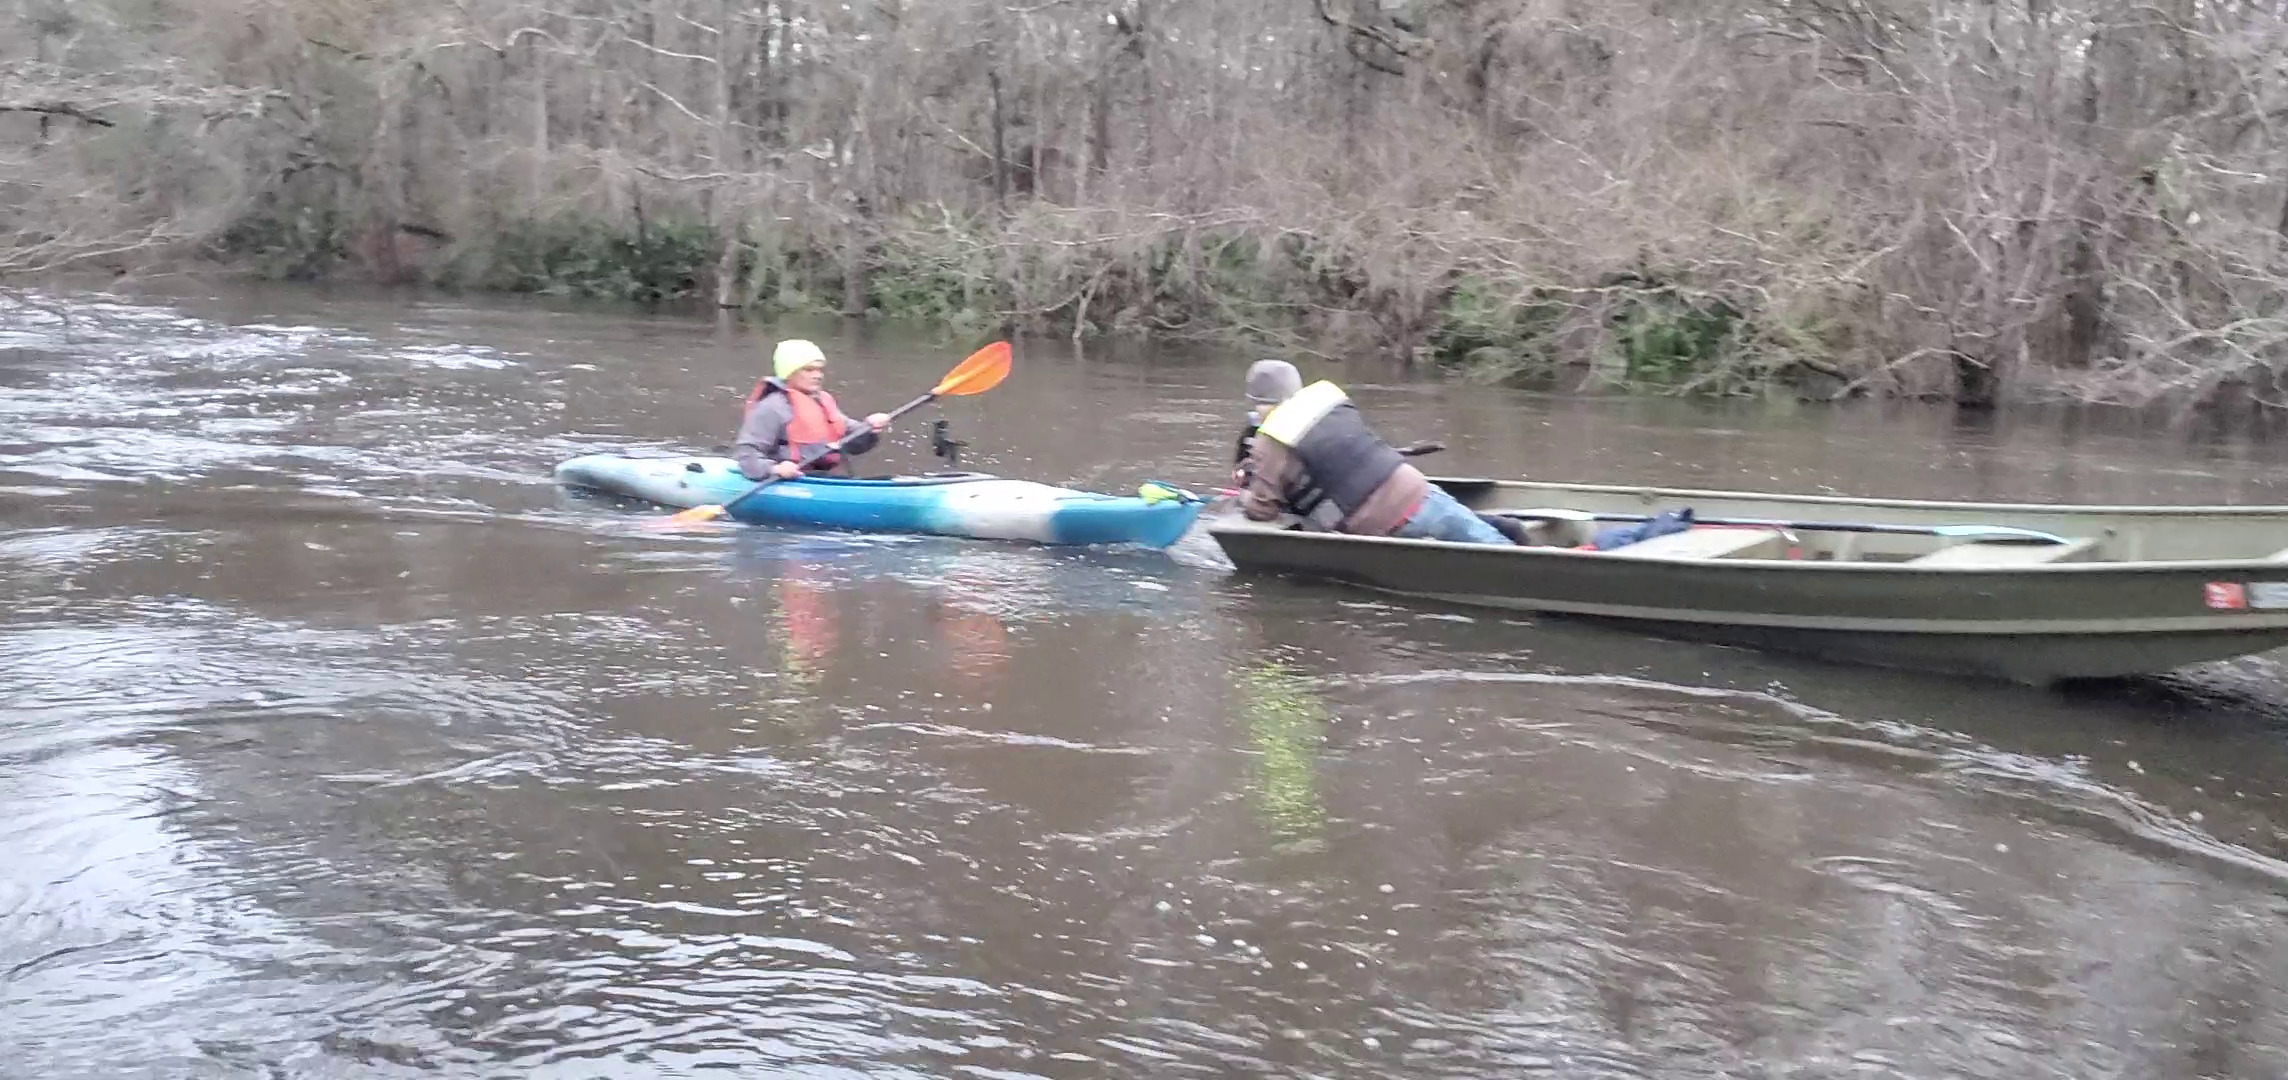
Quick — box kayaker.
[1235,359,1511,545]
[734,339,893,480]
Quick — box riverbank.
[42,173,2288,413]
[206,205,1824,398]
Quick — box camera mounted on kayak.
[931,418,968,467]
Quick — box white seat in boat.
[1906,538,2101,566]
[1602,527,1787,560]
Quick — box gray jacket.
[732,381,882,480]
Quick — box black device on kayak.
[931,418,967,467]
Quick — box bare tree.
[6,0,2288,405]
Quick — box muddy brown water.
[6,282,2288,1078]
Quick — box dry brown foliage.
[5,0,2288,404]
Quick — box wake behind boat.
[557,452,1206,549]
[1208,475,2288,684]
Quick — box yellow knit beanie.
[773,339,826,380]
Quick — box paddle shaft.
[719,390,941,516]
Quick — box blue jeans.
[1390,487,1509,545]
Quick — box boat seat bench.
[1601,527,1788,560]
[1906,537,2102,566]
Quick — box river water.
[6,282,2288,1079]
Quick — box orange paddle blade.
[661,502,729,526]
[931,341,1012,397]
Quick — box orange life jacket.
[746,379,850,468]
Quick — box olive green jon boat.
[1205,476,2288,684]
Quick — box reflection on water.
[1234,661,1333,852]
[4,282,2288,1078]
[771,561,837,700]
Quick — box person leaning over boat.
[1235,359,1510,545]
[734,339,893,480]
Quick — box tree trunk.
[989,65,1009,213]
[776,1,795,138]
[753,0,786,147]
[2058,27,2107,368]
[1030,55,1046,202]
[1953,349,1999,408]
[2168,0,2200,112]
[529,42,548,208]
[1088,70,1111,179]
[1136,0,1156,183]
[370,64,407,283]
[712,0,742,308]
[1342,56,1368,194]
[634,8,657,146]
[843,233,870,315]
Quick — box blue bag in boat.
[1591,508,1695,551]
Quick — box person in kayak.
[734,339,893,480]
[1235,359,1511,545]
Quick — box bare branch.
[619,33,719,66]
[0,102,114,127]
[634,79,712,125]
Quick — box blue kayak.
[554,453,1207,549]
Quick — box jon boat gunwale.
[1436,475,2288,519]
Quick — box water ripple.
[6,286,2288,1079]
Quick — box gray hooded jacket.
[732,379,882,480]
